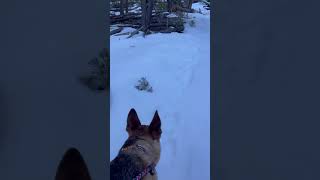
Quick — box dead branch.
[199,0,210,7]
[114,32,131,36]
[127,26,144,38]
[110,27,124,35]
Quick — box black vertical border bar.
[211,0,215,180]
[106,0,111,178]
[212,0,320,179]
[0,0,110,179]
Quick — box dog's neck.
[120,136,160,168]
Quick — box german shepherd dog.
[110,108,162,180]
[54,108,161,180]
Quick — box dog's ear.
[55,148,91,180]
[149,110,162,139]
[126,108,141,133]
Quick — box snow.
[110,3,210,179]
[166,13,179,18]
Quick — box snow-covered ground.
[110,3,210,179]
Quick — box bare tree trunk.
[187,0,193,9]
[141,0,147,29]
[120,0,124,15]
[125,0,129,14]
[146,0,154,29]
[141,0,154,33]
[167,0,172,12]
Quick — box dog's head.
[125,108,162,165]
[126,108,162,141]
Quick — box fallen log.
[199,0,210,7]
[110,10,185,34]
[113,32,131,36]
[110,15,142,24]
[127,26,144,38]
[159,28,179,33]
[174,6,195,13]
[115,24,140,28]
[110,27,123,36]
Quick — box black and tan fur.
[55,148,92,180]
[54,108,161,180]
[110,108,162,180]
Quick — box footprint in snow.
[175,60,198,89]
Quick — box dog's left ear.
[126,108,141,133]
[149,110,162,139]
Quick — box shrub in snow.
[167,13,185,32]
[189,19,196,27]
[135,77,153,92]
[80,48,109,91]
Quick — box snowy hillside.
[110,3,210,179]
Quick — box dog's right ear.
[149,110,162,139]
[126,108,141,133]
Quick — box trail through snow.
[110,3,210,179]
